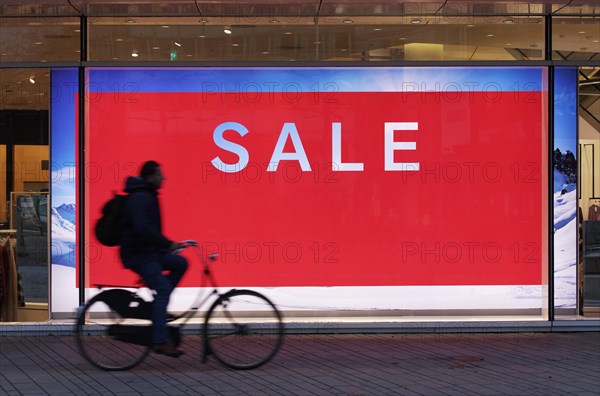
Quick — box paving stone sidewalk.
[1,332,599,395]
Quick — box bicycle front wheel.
[204,289,284,370]
[75,290,151,371]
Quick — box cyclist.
[119,160,188,357]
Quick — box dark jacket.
[119,176,173,268]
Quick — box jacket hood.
[124,176,156,194]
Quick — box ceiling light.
[174,42,182,47]
[152,46,160,50]
[74,29,80,32]
[131,50,139,57]
[399,37,406,40]
[116,38,123,42]
[224,26,232,34]
[340,48,348,52]
[503,19,514,24]
[411,19,421,24]
[579,31,586,34]
[466,24,475,28]
[374,28,382,31]
[198,35,206,38]
[284,32,292,35]
[35,42,43,45]
[29,76,35,84]
[505,43,512,46]
[269,19,279,23]
[593,40,599,43]
[232,43,239,47]
[199,19,209,24]
[186,54,193,57]
[487,34,495,37]
[161,25,170,28]
[262,51,269,55]
[343,19,353,24]
[126,19,136,23]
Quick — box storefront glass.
[87,16,545,62]
[0,68,51,321]
[0,17,80,62]
[77,66,548,318]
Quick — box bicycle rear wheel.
[204,289,284,370]
[75,290,151,371]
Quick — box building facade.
[0,0,599,325]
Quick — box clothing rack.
[0,233,24,322]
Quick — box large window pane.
[0,17,80,62]
[553,17,600,61]
[87,16,545,62]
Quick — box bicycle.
[74,241,284,371]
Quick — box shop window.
[0,17,80,63]
[0,68,50,321]
[86,16,545,62]
[553,17,600,61]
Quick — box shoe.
[152,342,184,358]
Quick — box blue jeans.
[130,253,188,344]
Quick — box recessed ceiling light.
[411,19,421,24]
[503,19,513,24]
[35,42,43,45]
[186,54,193,57]
[466,24,475,28]
[232,43,239,47]
[116,38,123,42]
[262,51,269,55]
[152,46,160,50]
[505,43,512,46]
[126,19,136,23]
[374,28,382,31]
[487,34,494,37]
[269,19,279,23]
[399,37,406,40]
[29,77,35,84]
[224,28,232,34]
[284,32,292,35]
[75,50,80,53]
[112,57,119,60]
[131,50,139,57]
[198,35,206,38]
[74,29,80,32]
[579,31,586,34]
[340,48,348,52]
[199,19,208,23]
[161,25,170,28]
[593,40,599,43]
[343,19,353,24]
[174,42,182,47]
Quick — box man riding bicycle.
[119,160,188,357]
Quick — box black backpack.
[95,193,127,246]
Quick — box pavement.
[1,331,599,395]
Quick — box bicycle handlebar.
[173,240,219,262]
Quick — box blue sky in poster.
[51,69,77,206]
[554,68,578,155]
[88,67,544,93]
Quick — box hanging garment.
[0,237,18,322]
[589,204,600,221]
